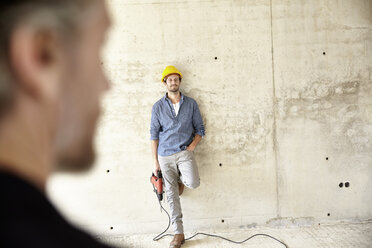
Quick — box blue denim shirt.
[150,93,205,156]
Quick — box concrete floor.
[99,221,372,248]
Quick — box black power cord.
[152,197,289,247]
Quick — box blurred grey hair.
[0,0,93,116]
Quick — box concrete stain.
[266,217,315,228]
[278,79,371,154]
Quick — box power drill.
[150,170,163,202]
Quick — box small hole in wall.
[345,182,350,188]
[215,57,218,60]
[221,219,225,223]
[219,163,222,167]
[339,182,343,188]
[110,227,113,230]
[327,213,330,217]
[107,170,110,173]
[326,157,329,160]
[323,52,326,55]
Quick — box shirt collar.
[163,92,184,104]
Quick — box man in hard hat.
[0,1,113,247]
[150,66,205,248]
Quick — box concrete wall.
[47,0,372,235]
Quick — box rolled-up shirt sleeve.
[192,101,205,137]
[150,105,161,140]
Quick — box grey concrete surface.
[47,0,372,237]
[99,221,372,248]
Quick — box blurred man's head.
[0,0,111,176]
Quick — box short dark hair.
[0,0,92,116]
[163,74,182,83]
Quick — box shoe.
[169,234,185,248]
[178,182,184,196]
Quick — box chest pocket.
[178,104,193,125]
[159,109,177,130]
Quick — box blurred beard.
[55,133,96,173]
[168,85,179,92]
[54,98,101,173]
[56,148,95,173]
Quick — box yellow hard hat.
[161,65,183,83]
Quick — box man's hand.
[186,134,202,152]
[154,161,161,177]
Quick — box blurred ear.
[9,25,60,100]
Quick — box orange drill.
[151,170,163,202]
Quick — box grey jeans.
[158,150,200,234]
